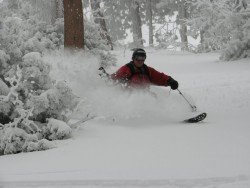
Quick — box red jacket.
[111,63,171,88]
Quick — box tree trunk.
[90,0,113,50]
[130,0,143,47]
[63,0,84,49]
[199,29,207,51]
[179,1,188,51]
[147,0,154,46]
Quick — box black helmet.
[132,48,146,60]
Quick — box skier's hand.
[167,77,179,90]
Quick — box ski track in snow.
[1,176,250,188]
[1,49,250,188]
[0,176,250,188]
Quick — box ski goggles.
[135,56,146,61]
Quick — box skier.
[99,49,207,123]
[110,48,179,90]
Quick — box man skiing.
[99,49,207,123]
[110,48,179,90]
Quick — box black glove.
[167,77,179,90]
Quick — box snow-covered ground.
[0,49,250,187]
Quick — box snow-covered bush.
[0,15,63,64]
[0,67,55,155]
[27,80,79,123]
[0,127,55,155]
[0,50,10,74]
[20,52,53,91]
[0,0,64,69]
[0,0,116,155]
[46,118,72,140]
[0,100,12,125]
[0,55,79,155]
[0,79,10,96]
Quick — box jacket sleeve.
[110,65,131,81]
[148,67,171,86]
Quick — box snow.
[47,118,72,140]
[0,49,250,187]
[0,79,9,96]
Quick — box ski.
[183,113,207,123]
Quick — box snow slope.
[0,49,250,187]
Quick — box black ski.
[183,113,207,123]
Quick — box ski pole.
[177,89,197,112]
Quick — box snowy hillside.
[0,49,250,187]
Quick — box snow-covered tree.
[157,0,191,50]
[188,0,250,60]
[220,0,250,60]
[101,0,144,47]
[130,0,144,47]
[90,0,113,50]
[28,0,63,24]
